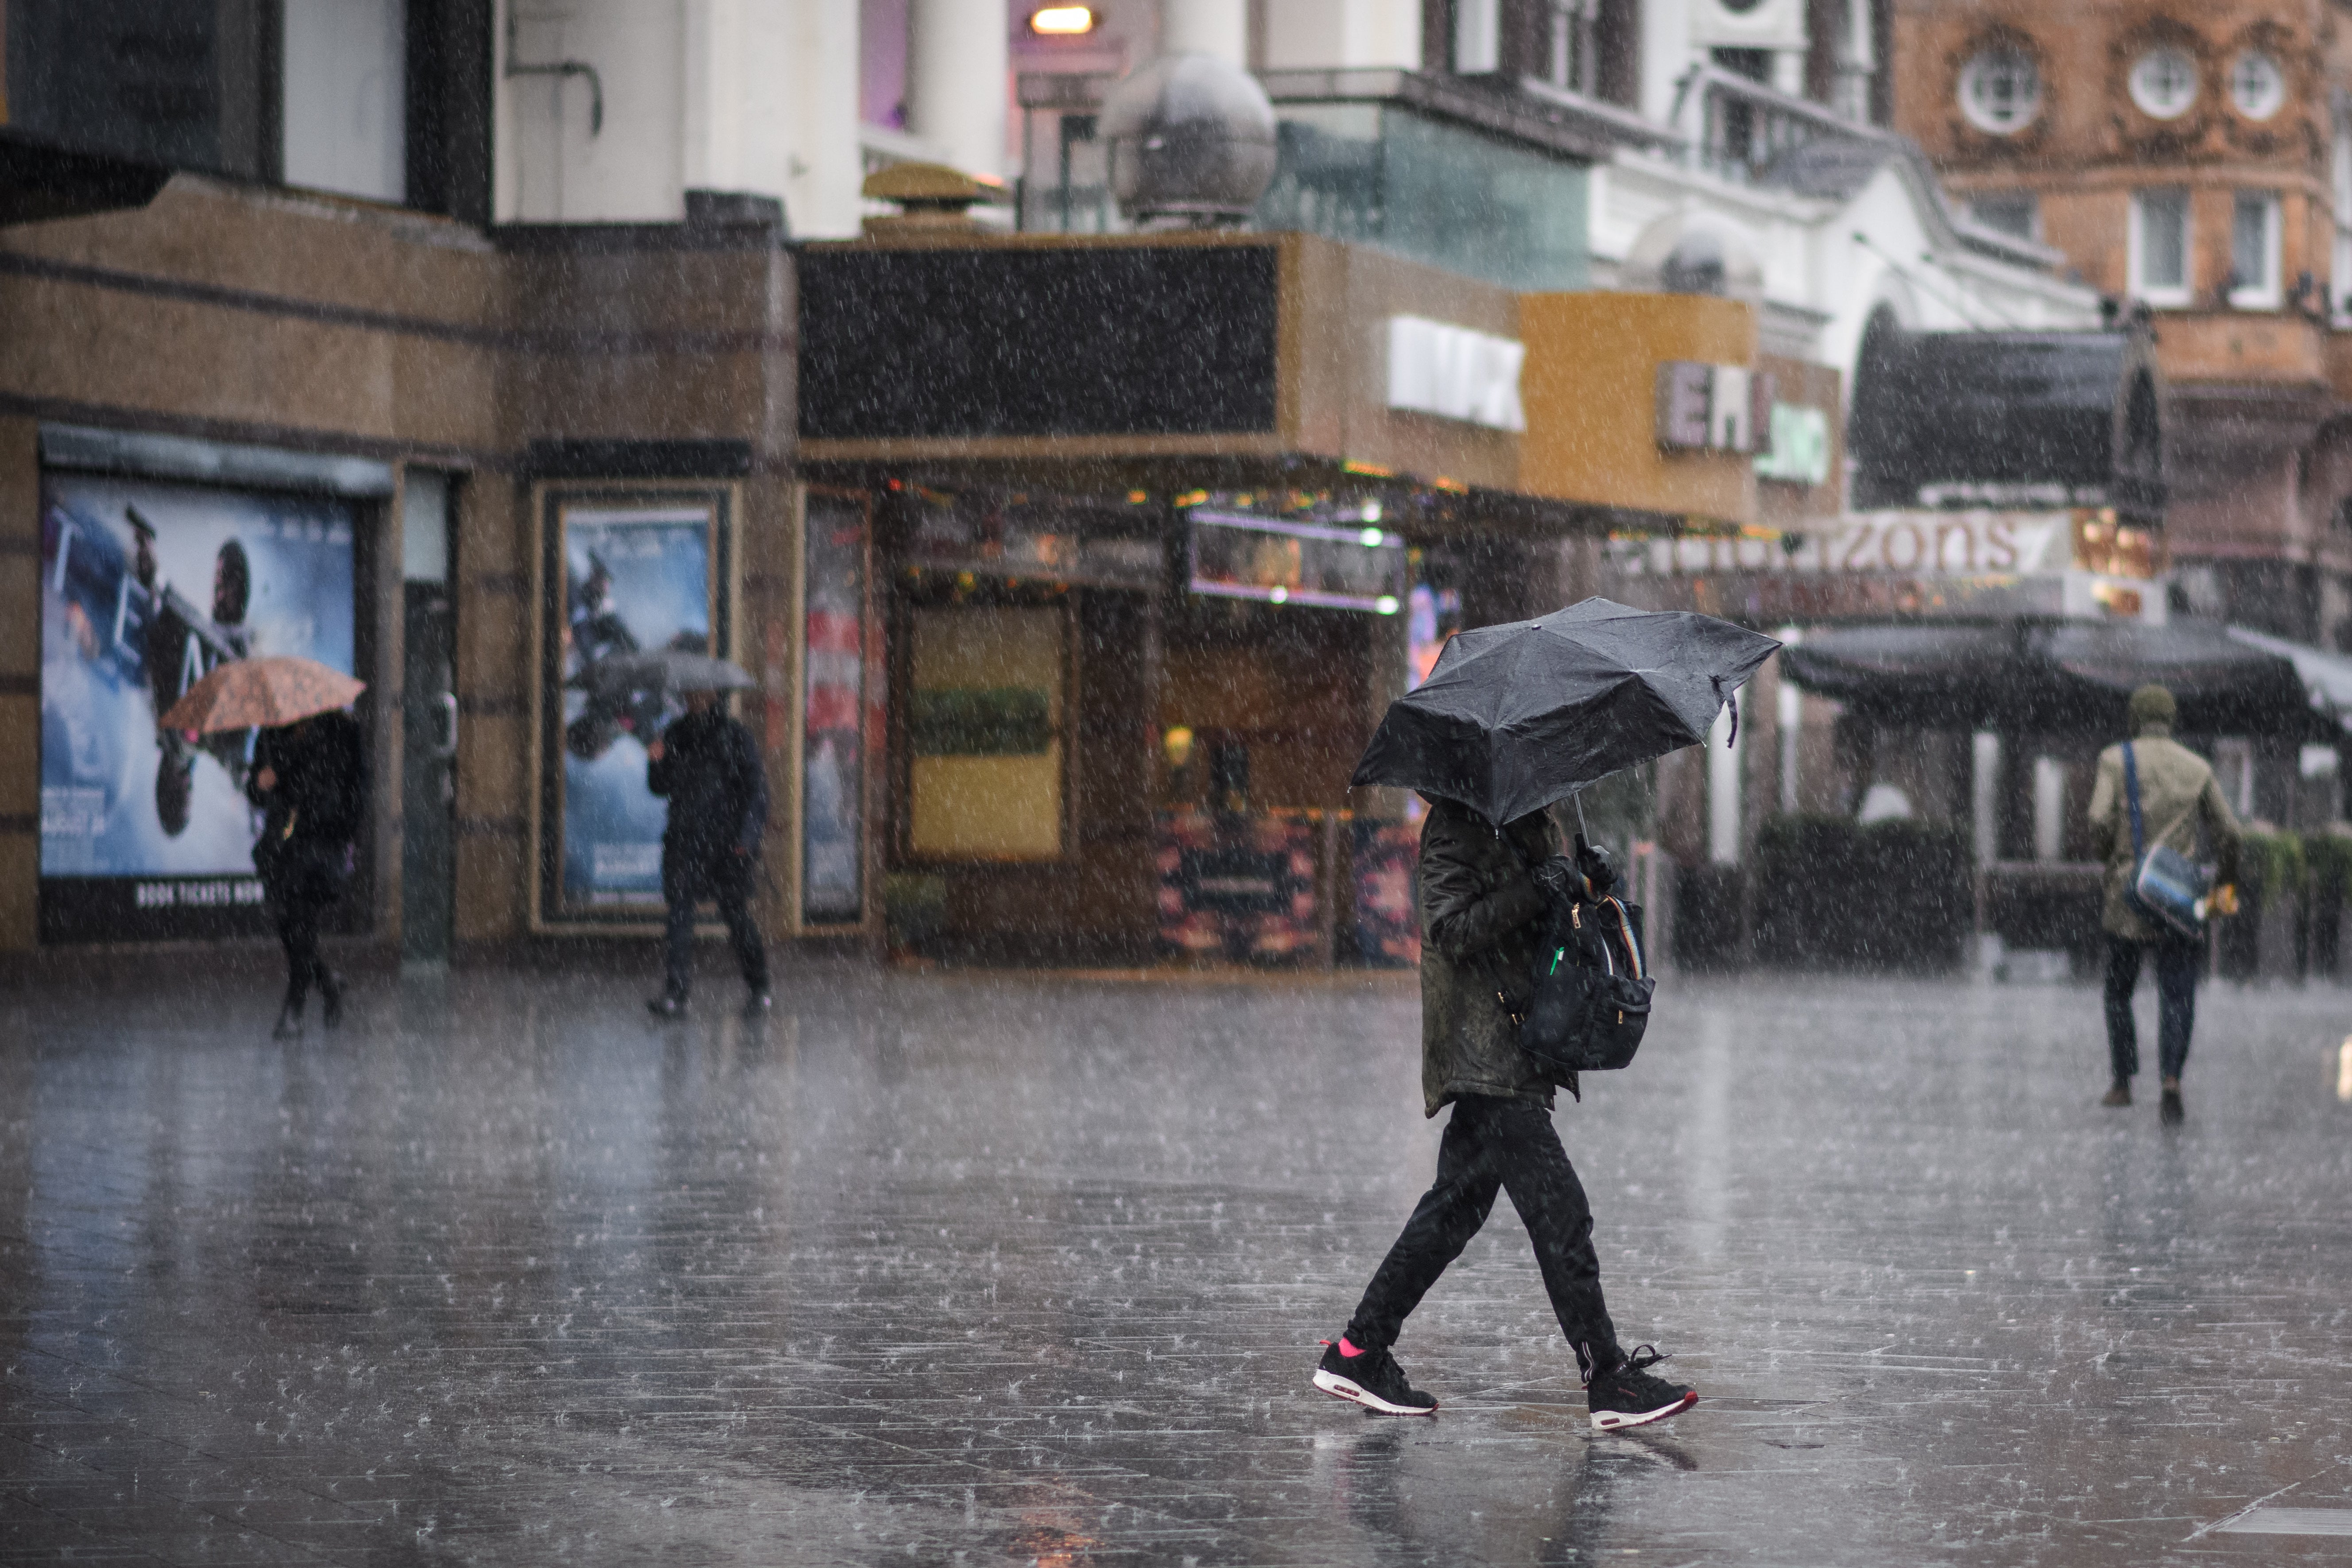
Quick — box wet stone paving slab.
[6,961,2352,1564]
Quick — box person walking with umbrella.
[160,655,367,1038]
[2087,683,2242,1123]
[638,658,771,1017]
[1316,600,1776,1429]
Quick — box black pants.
[1347,1094,1620,1379]
[261,843,345,1009]
[2104,934,2202,1083]
[663,846,769,999]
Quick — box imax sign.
[1385,316,1525,432]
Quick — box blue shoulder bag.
[2123,742,2212,941]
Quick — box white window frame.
[2129,47,2200,120]
[2129,188,2193,307]
[1957,47,2040,135]
[2230,190,2282,310]
[1967,190,2041,242]
[2229,51,2285,121]
[1454,0,1501,73]
[2334,107,2352,323]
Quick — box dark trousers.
[272,892,331,1007]
[2104,934,2202,1083]
[261,843,345,1010]
[1347,1094,1621,1379]
[663,846,769,999]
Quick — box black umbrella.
[1779,619,2318,737]
[1351,598,1782,824]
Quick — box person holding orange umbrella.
[161,656,367,1038]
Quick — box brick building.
[1889,0,2352,648]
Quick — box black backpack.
[1513,894,1654,1076]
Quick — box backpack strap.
[1605,896,1644,980]
[2122,742,2145,861]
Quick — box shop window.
[1957,46,2038,135]
[2130,188,2191,307]
[1967,190,2038,241]
[907,606,1066,862]
[2129,47,2199,120]
[2231,191,2281,309]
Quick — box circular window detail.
[2129,47,2200,120]
[2229,51,2284,120]
[1958,48,2041,135]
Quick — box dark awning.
[1847,318,2165,523]
[1781,618,2319,738]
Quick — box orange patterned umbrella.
[158,656,366,734]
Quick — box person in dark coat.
[646,689,771,1016]
[1312,796,1697,1432]
[2085,683,2242,1123]
[247,707,364,1038]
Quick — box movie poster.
[801,492,867,926]
[39,471,358,941]
[542,501,723,921]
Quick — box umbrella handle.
[1713,678,1739,747]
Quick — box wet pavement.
[7,959,2352,1565]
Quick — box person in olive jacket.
[246,707,364,1038]
[2086,683,2242,1123]
[646,689,771,1016]
[1312,796,1697,1431]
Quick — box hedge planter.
[1753,817,1972,973]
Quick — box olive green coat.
[1416,798,1558,1117]
[2085,725,2243,942]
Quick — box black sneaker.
[1587,1345,1696,1432]
[2160,1085,2184,1125]
[271,1000,303,1041]
[1313,1338,1438,1417]
[647,993,688,1018]
[319,972,345,1030]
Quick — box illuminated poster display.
[38,470,359,942]
[1187,511,1407,613]
[536,488,732,928]
[802,491,868,926]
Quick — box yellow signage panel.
[1519,292,1759,526]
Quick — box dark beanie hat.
[2129,684,2177,733]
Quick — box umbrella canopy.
[1780,618,2318,738]
[566,650,755,696]
[1351,598,1782,824]
[157,655,365,735]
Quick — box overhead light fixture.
[1030,6,1096,35]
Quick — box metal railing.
[1666,64,1884,189]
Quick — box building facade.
[1890,0,2352,651]
[1,0,2110,972]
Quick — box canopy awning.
[2226,625,2352,736]
[1780,618,2320,738]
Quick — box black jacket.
[1417,799,1557,1116]
[246,710,364,850]
[649,708,768,857]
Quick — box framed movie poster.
[38,469,363,942]
[799,488,871,929]
[533,485,735,931]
